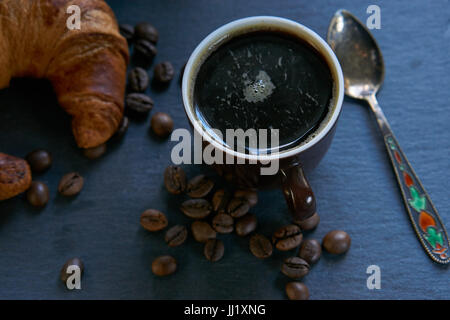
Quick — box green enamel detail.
[425,226,443,248]
[409,186,426,212]
[399,165,405,171]
[386,137,396,150]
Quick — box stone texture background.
[0,0,448,299]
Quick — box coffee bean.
[212,213,234,234]
[298,239,321,264]
[165,225,188,247]
[58,172,84,197]
[115,116,129,138]
[234,189,258,207]
[272,224,303,251]
[204,239,224,262]
[227,197,250,218]
[295,212,320,231]
[322,230,351,254]
[128,67,149,93]
[119,24,134,43]
[83,143,107,160]
[134,22,159,44]
[191,221,216,243]
[151,112,173,138]
[180,199,212,219]
[60,258,84,284]
[186,175,214,198]
[26,181,49,207]
[154,62,175,83]
[25,149,52,173]
[286,282,309,300]
[235,213,257,237]
[212,189,231,213]
[126,93,154,116]
[152,255,176,276]
[249,234,273,259]
[134,39,157,62]
[164,165,186,195]
[140,209,168,232]
[281,257,310,279]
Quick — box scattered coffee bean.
[140,209,168,232]
[296,212,320,231]
[212,213,234,234]
[26,181,49,207]
[154,62,175,84]
[115,116,129,138]
[191,221,216,243]
[212,189,231,213]
[152,255,176,276]
[281,257,310,279]
[128,67,149,93]
[234,189,258,207]
[151,112,173,138]
[235,213,257,237]
[164,165,186,194]
[165,225,188,247]
[134,39,157,62]
[25,149,52,173]
[134,22,159,44]
[272,224,303,251]
[119,24,134,43]
[186,175,214,198]
[126,93,154,116]
[286,282,309,300]
[60,257,84,284]
[322,230,351,254]
[298,239,321,265]
[83,143,107,160]
[180,199,212,219]
[58,172,84,197]
[249,234,273,259]
[227,197,250,218]
[204,239,224,262]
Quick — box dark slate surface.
[0,0,449,299]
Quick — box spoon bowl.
[327,9,384,99]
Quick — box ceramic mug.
[182,16,344,222]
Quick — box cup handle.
[280,164,316,222]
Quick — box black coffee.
[194,31,333,153]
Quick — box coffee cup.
[182,16,344,222]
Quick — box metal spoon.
[327,9,449,264]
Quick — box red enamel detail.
[419,211,436,232]
[403,172,414,187]
[433,244,448,259]
[394,151,402,163]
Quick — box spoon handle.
[366,94,450,264]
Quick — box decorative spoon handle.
[366,94,450,264]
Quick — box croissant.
[0,0,129,148]
[0,153,32,201]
